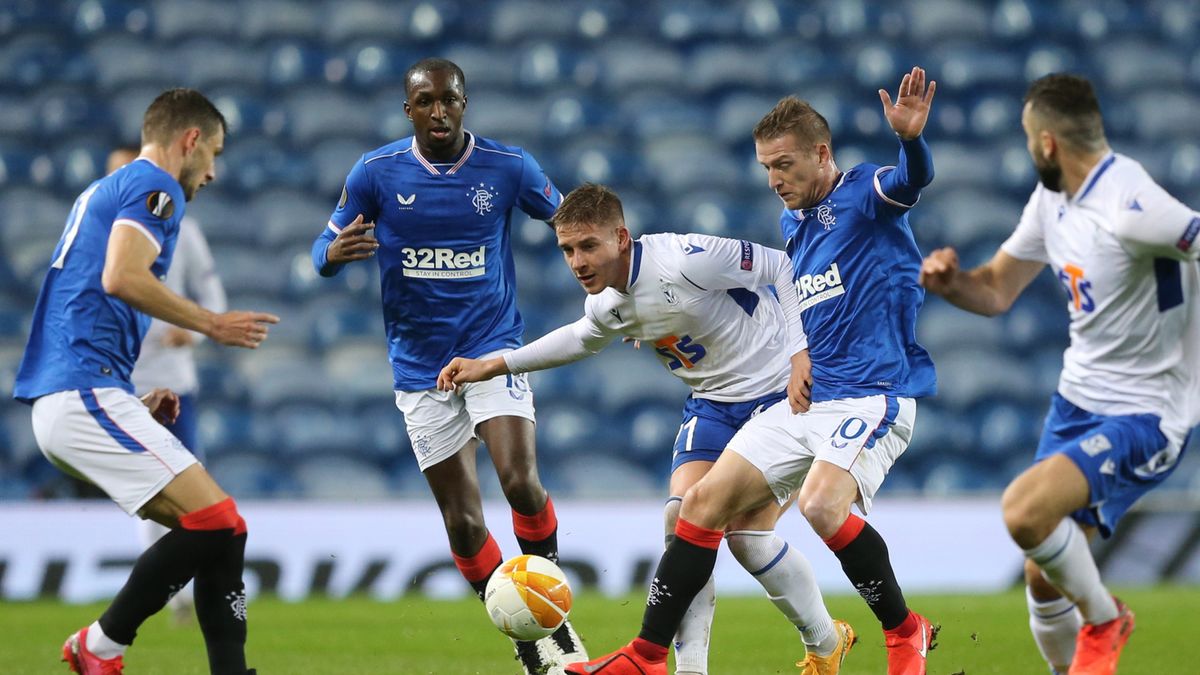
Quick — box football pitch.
[4,587,1199,674]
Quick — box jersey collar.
[411,130,476,176]
[625,240,644,291]
[792,170,846,220]
[1072,152,1116,204]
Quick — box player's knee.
[442,510,488,552]
[680,480,734,528]
[1002,489,1050,548]
[496,468,544,513]
[797,493,848,539]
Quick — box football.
[484,554,572,641]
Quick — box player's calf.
[180,498,250,675]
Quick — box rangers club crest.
[468,183,496,216]
[816,204,836,230]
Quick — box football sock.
[85,621,127,659]
[1023,518,1118,625]
[665,498,715,674]
[99,499,248,674]
[452,531,503,601]
[638,518,723,651]
[182,499,249,675]
[823,514,910,632]
[140,517,194,610]
[513,495,558,563]
[727,530,838,657]
[1026,585,1079,673]
[673,575,715,673]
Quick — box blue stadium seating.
[1,0,1196,501]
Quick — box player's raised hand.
[787,350,813,414]
[208,310,280,348]
[880,66,936,140]
[326,213,379,265]
[919,246,961,296]
[140,387,180,425]
[437,356,506,393]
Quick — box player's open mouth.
[576,274,595,285]
[430,128,450,139]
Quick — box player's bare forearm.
[104,265,219,334]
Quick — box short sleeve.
[114,173,185,253]
[1110,170,1200,262]
[1001,187,1050,263]
[515,150,562,221]
[328,156,379,232]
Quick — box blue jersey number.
[654,335,707,370]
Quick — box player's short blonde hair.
[753,96,832,148]
[551,183,625,232]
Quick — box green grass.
[3,587,1198,674]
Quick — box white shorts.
[395,351,536,471]
[726,395,917,514]
[31,388,199,516]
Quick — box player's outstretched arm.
[103,225,280,348]
[437,356,509,392]
[920,247,1043,317]
[879,66,936,141]
[787,349,813,414]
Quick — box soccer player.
[440,183,856,674]
[309,58,585,673]
[107,146,230,626]
[920,73,1199,675]
[563,67,939,675]
[13,89,276,674]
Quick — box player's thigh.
[805,396,916,515]
[727,495,791,531]
[395,387,474,472]
[140,463,229,527]
[681,448,777,528]
[461,354,537,457]
[31,388,199,518]
[669,459,714,498]
[724,398,817,508]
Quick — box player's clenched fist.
[326,213,379,264]
[208,310,280,349]
[437,356,507,392]
[918,246,960,296]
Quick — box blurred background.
[1,1,1198,518]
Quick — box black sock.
[194,530,249,674]
[98,528,208,644]
[469,562,502,602]
[826,516,909,630]
[637,520,722,648]
[513,497,559,563]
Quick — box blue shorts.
[1034,393,1187,538]
[671,391,787,474]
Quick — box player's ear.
[1039,129,1056,159]
[179,127,201,156]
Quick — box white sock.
[673,576,715,674]
[727,530,837,657]
[139,519,194,611]
[1026,586,1080,674]
[85,621,127,659]
[1023,518,1117,625]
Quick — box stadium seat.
[598,40,685,91]
[175,40,268,89]
[490,0,577,43]
[294,455,391,499]
[206,452,298,498]
[556,454,660,497]
[71,0,154,38]
[264,41,328,89]
[88,35,180,91]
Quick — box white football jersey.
[505,233,806,402]
[130,216,226,395]
[1002,153,1200,437]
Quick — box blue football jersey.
[312,131,562,390]
[14,159,185,403]
[781,162,937,402]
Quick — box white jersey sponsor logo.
[796,262,845,311]
[400,246,486,279]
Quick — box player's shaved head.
[1023,74,1106,153]
[753,96,832,151]
[405,58,466,97]
[552,183,625,233]
[141,88,226,146]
